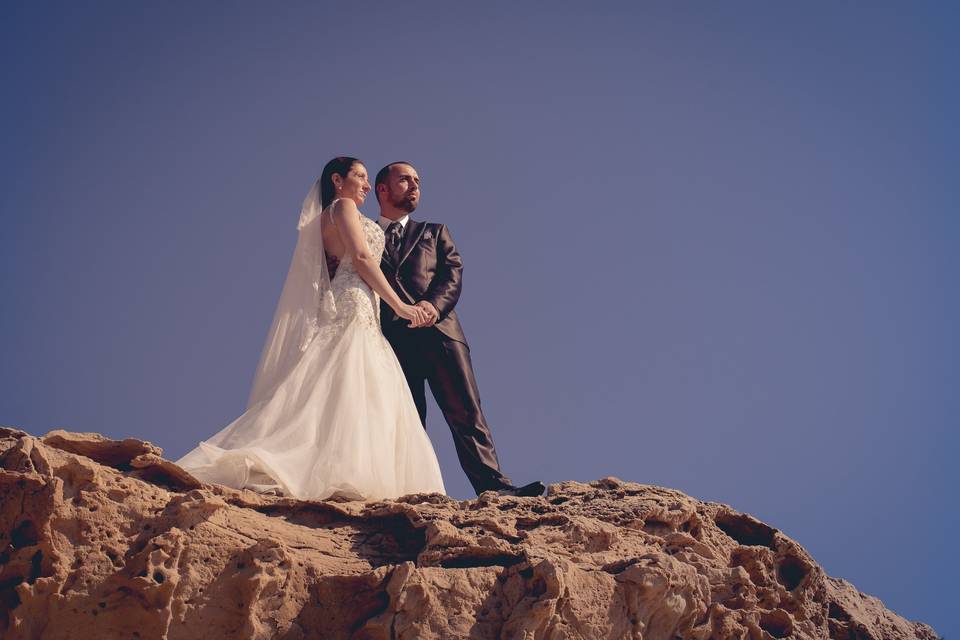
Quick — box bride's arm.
[329,199,428,325]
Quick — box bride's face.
[334,163,372,205]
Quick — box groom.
[375,162,544,498]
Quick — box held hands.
[394,301,440,328]
[396,303,431,328]
[413,301,440,328]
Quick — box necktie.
[387,221,403,262]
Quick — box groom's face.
[383,164,420,213]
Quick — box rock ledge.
[0,427,939,639]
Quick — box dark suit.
[379,218,512,494]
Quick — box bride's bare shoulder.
[330,197,359,211]
[329,198,364,221]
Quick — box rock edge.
[0,427,939,639]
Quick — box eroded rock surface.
[0,427,939,639]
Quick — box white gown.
[176,211,446,500]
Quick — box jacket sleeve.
[422,224,462,319]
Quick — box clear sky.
[2,2,956,636]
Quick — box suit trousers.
[383,326,512,494]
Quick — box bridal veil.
[246,180,335,408]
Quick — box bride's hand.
[396,303,430,328]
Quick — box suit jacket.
[380,219,468,345]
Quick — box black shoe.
[496,480,546,497]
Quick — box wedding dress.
[176,187,445,500]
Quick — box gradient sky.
[2,2,956,636]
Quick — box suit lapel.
[397,219,425,267]
[381,246,397,270]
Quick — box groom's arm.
[422,224,462,320]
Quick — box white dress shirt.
[378,214,409,232]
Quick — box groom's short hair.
[375,161,414,203]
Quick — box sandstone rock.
[0,428,939,639]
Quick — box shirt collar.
[378,214,409,231]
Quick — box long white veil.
[246,179,336,408]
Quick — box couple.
[176,159,544,500]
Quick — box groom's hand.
[413,301,439,328]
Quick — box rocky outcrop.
[0,427,939,639]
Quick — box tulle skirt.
[176,319,446,500]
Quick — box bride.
[176,157,446,500]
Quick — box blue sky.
[2,2,956,635]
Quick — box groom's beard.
[391,192,418,213]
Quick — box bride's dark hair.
[320,156,361,209]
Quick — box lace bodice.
[326,214,384,333]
